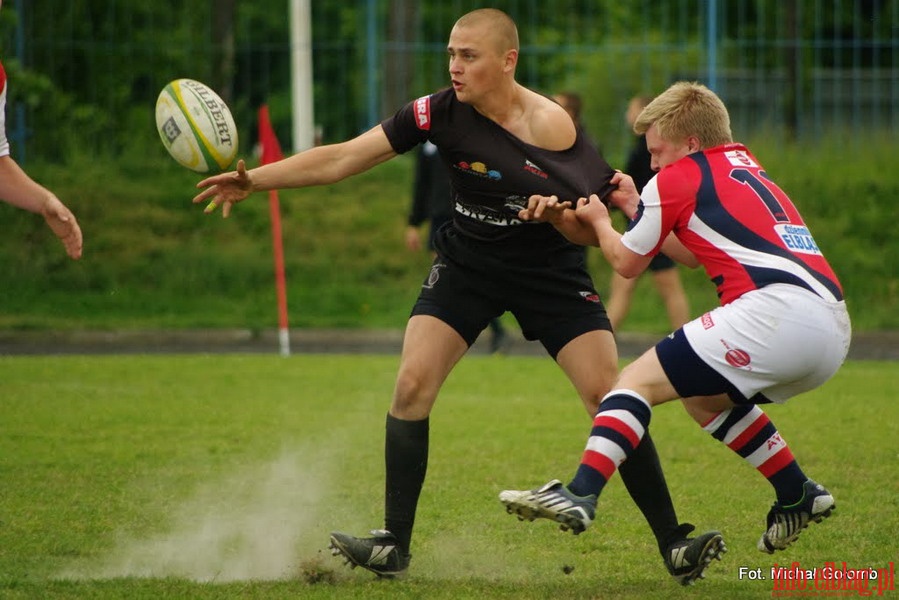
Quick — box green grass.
[1,355,896,599]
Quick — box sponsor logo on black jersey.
[455,201,522,226]
[523,159,548,179]
[453,160,502,180]
[414,96,431,130]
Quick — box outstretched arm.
[193,124,398,218]
[0,156,82,259]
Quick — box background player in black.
[605,95,690,331]
[404,141,453,252]
[553,90,598,152]
[404,140,508,353]
[194,8,720,584]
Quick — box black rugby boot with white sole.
[329,529,410,578]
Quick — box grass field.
[1,354,896,599]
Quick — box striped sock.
[702,405,807,504]
[568,391,652,497]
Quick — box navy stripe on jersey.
[690,154,843,301]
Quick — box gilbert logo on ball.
[155,79,238,173]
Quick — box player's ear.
[686,136,702,153]
[504,48,518,72]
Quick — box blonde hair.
[455,8,519,53]
[634,82,732,147]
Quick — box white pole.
[278,327,291,358]
[290,0,315,153]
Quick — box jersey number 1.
[730,169,790,223]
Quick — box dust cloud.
[60,447,335,582]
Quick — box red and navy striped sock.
[702,405,807,505]
[568,391,652,498]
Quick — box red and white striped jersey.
[622,143,843,305]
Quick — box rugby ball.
[155,79,238,173]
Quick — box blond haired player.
[502,81,849,557]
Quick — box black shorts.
[412,227,611,359]
[647,252,676,272]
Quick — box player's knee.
[583,365,618,414]
[391,369,436,418]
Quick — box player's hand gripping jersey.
[382,88,616,252]
[623,144,843,305]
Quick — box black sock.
[488,318,505,334]
[617,430,681,555]
[384,413,429,555]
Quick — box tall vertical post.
[365,0,379,128]
[13,0,27,163]
[290,0,315,152]
[706,0,719,92]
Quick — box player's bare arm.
[194,125,397,217]
[576,194,650,278]
[604,173,698,267]
[577,194,697,273]
[0,156,82,259]
[659,235,699,268]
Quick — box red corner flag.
[258,105,290,356]
[258,104,284,164]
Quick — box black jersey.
[382,88,616,251]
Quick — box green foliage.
[0,355,896,598]
[6,1,894,159]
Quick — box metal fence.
[4,0,897,166]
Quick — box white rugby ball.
[155,78,238,173]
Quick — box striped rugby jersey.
[623,143,843,305]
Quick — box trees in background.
[1,1,894,163]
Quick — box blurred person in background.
[606,95,688,331]
[553,90,598,152]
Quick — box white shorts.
[657,284,851,404]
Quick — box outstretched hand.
[41,195,83,260]
[193,159,253,218]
